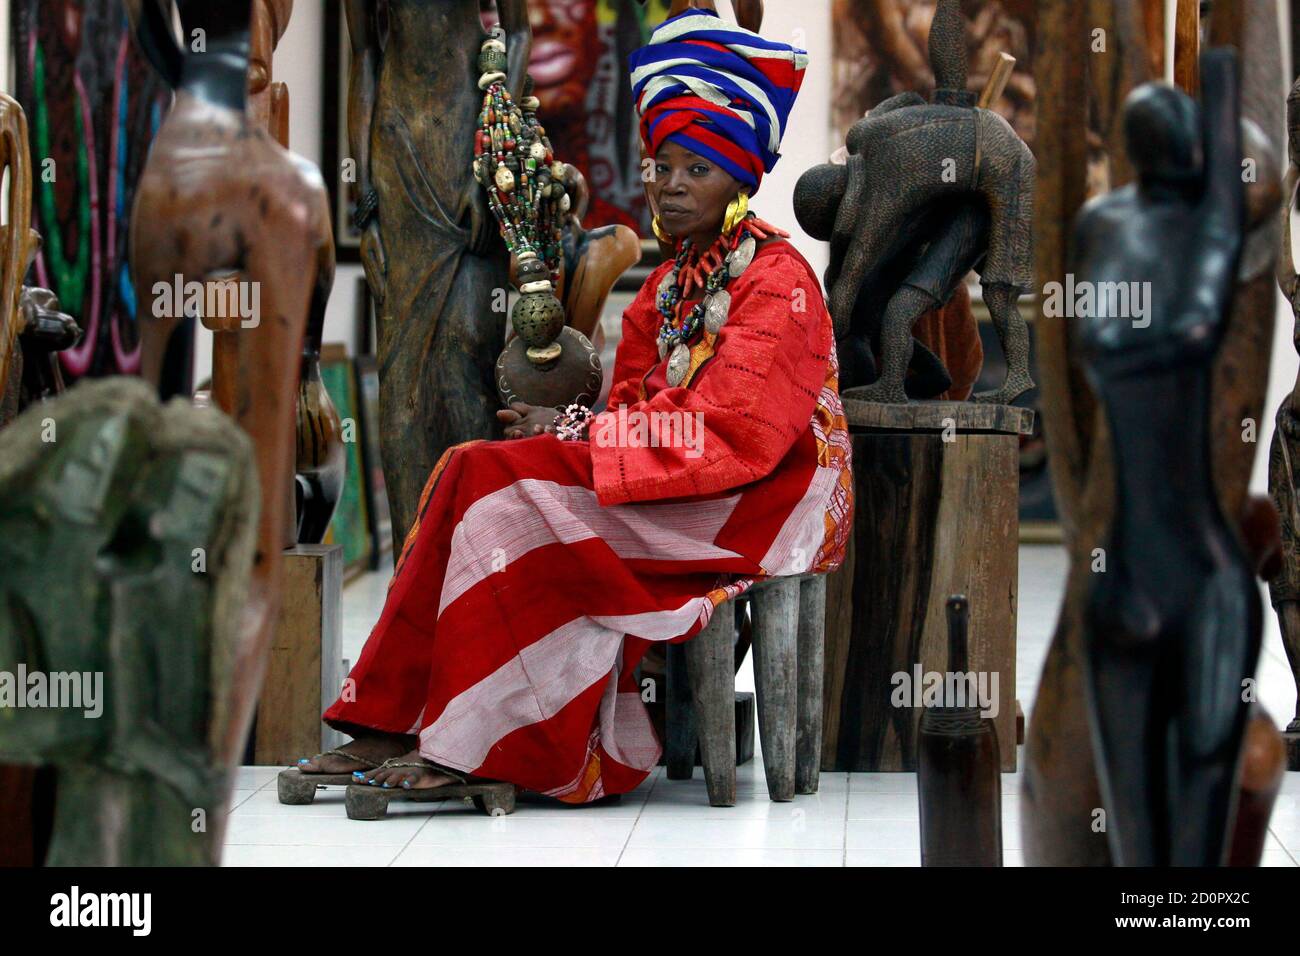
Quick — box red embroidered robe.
[323,239,852,802]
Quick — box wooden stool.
[668,574,827,805]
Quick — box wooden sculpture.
[245,0,345,543]
[1268,76,1300,763]
[0,378,257,866]
[1023,0,1284,867]
[793,0,1034,405]
[916,596,1002,867]
[0,93,42,426]
[1072,52,1261,867]
[127,0,331,840]
[345,0,530,551]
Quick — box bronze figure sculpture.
[1268,75,1300,757]
[346,0,531,551]
[793,0,1034,405]
[128,0,332,814]
[1072,52,1261,866]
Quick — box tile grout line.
[387,800,443,867]
[616,771,659,867]
[841,773,850,867]
[1270,826,1299,866]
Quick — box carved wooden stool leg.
[752,577,800,802]
[684,604,736,806]
[796,575,826,794]
[664,641,698,780]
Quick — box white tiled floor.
[224,544,1300,866]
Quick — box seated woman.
[297,9,852,802]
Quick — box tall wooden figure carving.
[1269,76,1300,767]
[1024,0,1283,867]
[345,0,531,551]
[1072,52,1261,866]
[127,0,332,856]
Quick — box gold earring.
[723,191,750,235]
[652,215,672,244]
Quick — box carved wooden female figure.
[1072,53,1260,866]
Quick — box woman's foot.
[295,733,414,774]
[355,750,469,790]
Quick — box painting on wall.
[11,0,174,382]
[354,354,392,568]
[320,342,373,577]
[830,0,1036,143]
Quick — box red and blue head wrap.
[629,9,808,194]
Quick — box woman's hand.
[496,402,556,439]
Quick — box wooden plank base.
[822,404,1021,772]
[345,782,517,819]
[254,544,344,765]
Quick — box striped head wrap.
[629,9,808,193]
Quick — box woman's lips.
[659,205,691,217]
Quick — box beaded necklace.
[654,213,788,386]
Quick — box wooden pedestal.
[822,399,1031,773]
[253,544,345,765]
[1285,731,1300,771]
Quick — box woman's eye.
[691,165,710,175]
[655,164,669,175]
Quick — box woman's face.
[650,140,743,244]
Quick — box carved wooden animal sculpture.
[1268,75,1300,744]
[0,378,257,866]
[346,0,530,552]
[127,0,331,795]
[793,0,1034,405]
[1072,53,1260,866]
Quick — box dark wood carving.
[0,378,257,865]
[1072,51,1261,866]
[1023,0,1283,867]
[793,0,1034,405]
[127,0,331,847]
[917,596,1002,867]
[1268,75,1300,756]
[821,400,1026,773]
[345,0,530,551]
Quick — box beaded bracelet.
[553,403,593,441]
